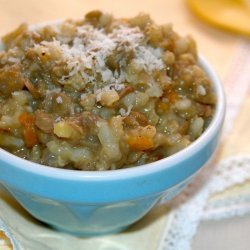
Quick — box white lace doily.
[157,155,250,250]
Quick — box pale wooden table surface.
[0,0,250,249]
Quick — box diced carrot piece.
[19,112,38,148]
[162,86,179,104]
[157,101,169,112]
[19,112,33,124]
[167,91,179,103]
[22,126,38,148]
[127,135,154,151]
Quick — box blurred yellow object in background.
[0,231,12,250]
[187,0,250,37]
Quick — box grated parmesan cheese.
[133,46,164,72]
[56,96,63,103]
[33,22,165,97]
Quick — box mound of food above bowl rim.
[0,10,216,171]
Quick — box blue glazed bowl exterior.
[0,56,225,236]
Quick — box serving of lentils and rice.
[0,11,215,170]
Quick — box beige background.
[0,0,250,249]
